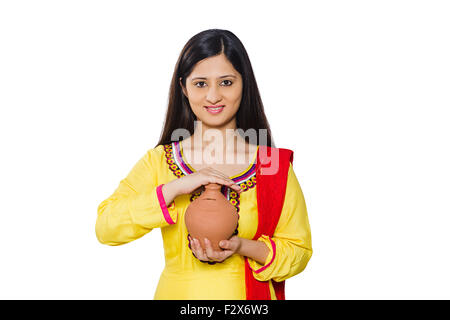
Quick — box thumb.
[219,240,228,249]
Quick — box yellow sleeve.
[247,163,313,282]
[95,148,178,246]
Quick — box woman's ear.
[179,77,187,97]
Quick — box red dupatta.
[244,145,294,300]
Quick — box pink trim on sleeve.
[249,237,277,274]
[156,184,176,225]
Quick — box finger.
[206,169,235,183]
[204,238,218,261]
[195,238,208,261]
[207,172,229,182]
[218,249,234,261]
[215,171,235,183]
[188,235,196,250]
[217,174,239,188]
[192,238,200,259]
[220,239,237,251]
[231,183,243,193]
[219,240,228,249]
[190,237,198,255]
[213,245,234,262]
[209,175,242,192]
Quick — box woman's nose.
[206,85,221,103]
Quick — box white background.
[1,0,449,299]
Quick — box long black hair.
[155,29,275,148]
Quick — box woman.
[96,29,312,300]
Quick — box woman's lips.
[204,105,225,114]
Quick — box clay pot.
[185,183,239,251]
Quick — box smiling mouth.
[205,105,225,110]
[204,105,225,114]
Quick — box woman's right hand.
[173,167,243,196]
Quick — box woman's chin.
[198,116,236,129]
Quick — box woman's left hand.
[189,235,242,263]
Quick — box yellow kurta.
[96,141,312,300]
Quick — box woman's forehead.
[189,54,238,78]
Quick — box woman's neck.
[181,122,255,166]
[189,120,244,150]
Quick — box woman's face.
[180,53,243,129]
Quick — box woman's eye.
[194,80,232,88]
[195,81,206,88]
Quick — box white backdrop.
[1,0,449,299]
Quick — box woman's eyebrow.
[191,74,237,81]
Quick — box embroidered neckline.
[178,140,259,182]
[163,141,258,213]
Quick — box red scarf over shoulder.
[244,145,294,300]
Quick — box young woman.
[96,29,312,300]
